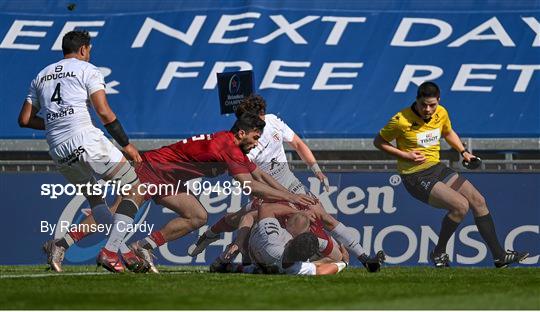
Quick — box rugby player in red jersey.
[49,112,317,272]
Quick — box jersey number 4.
[50,83,62,104]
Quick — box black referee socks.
[434,214,460,255]
[475,213,505,259]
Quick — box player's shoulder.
[76,59,100,72]
[387,107,413,129]
[37,60,62,75]
[212,131,243,155]
[61,58,100,73]
[265,114,287,126]
[435,104,449,117]
[212,130,235,145]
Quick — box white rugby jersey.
[249,217,317,275]
[26,58,105,147]
[248,114,297,188]
[249,217,292,266]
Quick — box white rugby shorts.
[49,127,123,184]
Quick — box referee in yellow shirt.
[374,81,528,268]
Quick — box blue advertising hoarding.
[1,1,539,138]
[1,171,538,267]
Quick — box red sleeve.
[222,146,256,176]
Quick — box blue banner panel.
[1,2,539,138]
[0,171,538,267]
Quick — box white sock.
[330,222,366,258]
[104,214,133,252]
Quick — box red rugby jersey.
[140,131,256,185]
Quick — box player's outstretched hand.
[221,243,240,262]
[123,143,142,163]
[300,210,317,223]
[315,171,330,192]
[290,193,318,206]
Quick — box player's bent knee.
[453,199,469,218]
[192,215,207,229]
[108,161,140,193]
[189,210,208,229]
[470,193,487,209]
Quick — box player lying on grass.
[44,112,317,273]
[189,94,385,272]
[213,200,344,264]
[210,202,350,275]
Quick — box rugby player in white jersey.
[189,95,385,272]
[18,30,148,273]
[210,202,350,275]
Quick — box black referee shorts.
[400,162,457,204]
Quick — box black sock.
[55,238,70,249]
[434,214,460,255]
[475,213,505,259]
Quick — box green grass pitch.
[0,265,538,309]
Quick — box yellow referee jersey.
[379,104,452,174]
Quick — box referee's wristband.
[460,149,469,156]
[310,163,322,174]
[104,119,130,147]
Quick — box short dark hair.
[231,112,265,134]
[62,30,91,55]
[282,232,319,267]
[417,81,440,99]
[234,94,267,118]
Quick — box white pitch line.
[0,271,111,279]
[0,270,207,279]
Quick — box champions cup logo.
[228,74,241,94]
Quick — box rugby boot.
[96,248,125,273]
[430,251,450,268]
[494,250,529,268]
[188,232,219,257]
[43,239,65,272]
[130,242,159,273]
